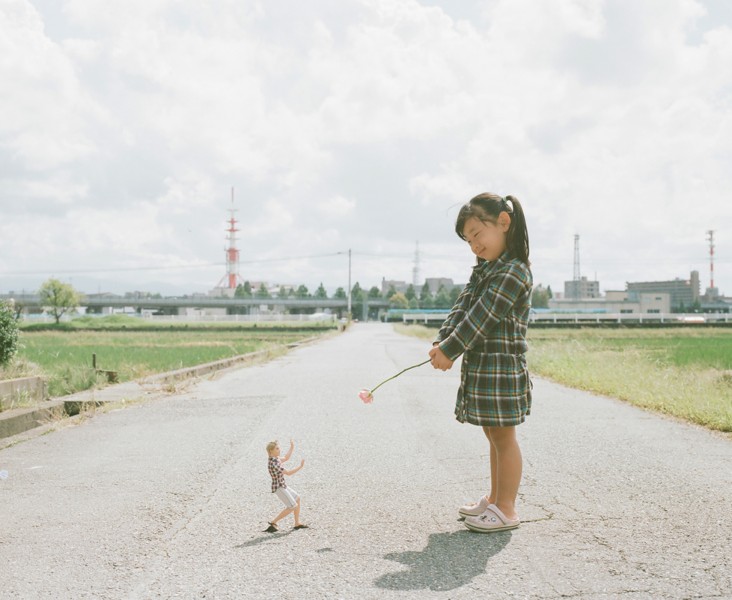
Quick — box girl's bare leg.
[485,425,522,520]
[482,427,498,504]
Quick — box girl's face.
[462,216,508,262]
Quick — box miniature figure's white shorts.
[275,487,299,508]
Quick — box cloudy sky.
[1,0,731,298]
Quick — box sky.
[1,0,731,298]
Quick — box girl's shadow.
[375,529,512,592]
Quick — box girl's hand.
[429,346,454,371]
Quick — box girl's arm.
[439,262,531,360]
[434,281,473,343]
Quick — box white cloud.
[316,195,357,217]
[0,0,731,297]
[0,0,102,170]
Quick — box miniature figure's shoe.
[293,524,309,530]
[464,504,520,533]
[264,523,278,533]
[458,496,490,518]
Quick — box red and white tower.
[217,188,244,290]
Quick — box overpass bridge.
[0,293,390,320]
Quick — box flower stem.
[369,359,431,394]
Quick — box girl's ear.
[497,211,511,232]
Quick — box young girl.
[428,193,532,533]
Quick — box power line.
[0,252,349,276]
[1,252,729,277]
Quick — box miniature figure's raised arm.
[282,439,295,462]
[283,459,305,477]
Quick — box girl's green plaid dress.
[436,252,533,427]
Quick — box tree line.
[235,280,463,310]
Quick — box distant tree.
[408,297,419,309]
[531,285,550,309]
[39,278,80,324]
[434,285,452,309]
[386,285,397,300]
[314,283,328,299]
[0,300,19,367]
[449,286,461,305]
[334,287,347,299]
[389,292,409,309]
[419,283,433,308]
[546,285,553,299]
[235,282,252,298]
[366,287,382,319]
[405,284,416,301]
[295,285,310,299]
[255,283,271,299]
[277,286,288,298]
[351,282,365,318]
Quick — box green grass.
[2,317,335,402]
[395,324,732,433]
[19,314,335,332]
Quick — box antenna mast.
[706,230,715,290]
[216,187,243,290]
[573,234,581,281]
[412,241,421,288]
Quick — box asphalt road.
[1,323,730,599]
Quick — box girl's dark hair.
[455,192,530,265]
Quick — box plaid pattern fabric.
[435,253,533,427]
[268,457,286,492]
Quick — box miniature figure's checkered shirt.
[268,456,286,492]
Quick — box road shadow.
[235,530,294,548]
[375,529,512,592]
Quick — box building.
[626,271,700,311]
[564,276,600,300]
[381,278,409,295]
[549,291,670,314]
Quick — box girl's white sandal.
[458,496,490,518]
[464,504,520,533]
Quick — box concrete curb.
[0,335,323,442]
[0,376,47,409]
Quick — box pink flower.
[358,358,430,404]
[358,389,374,404]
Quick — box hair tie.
[502,197,514,213]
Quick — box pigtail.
[504,195,530,266]
[454,192,531,266]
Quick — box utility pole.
[347,248,352,319]
[337,249,353,319]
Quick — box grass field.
[395,324,732,433]
[0,316,336,405]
